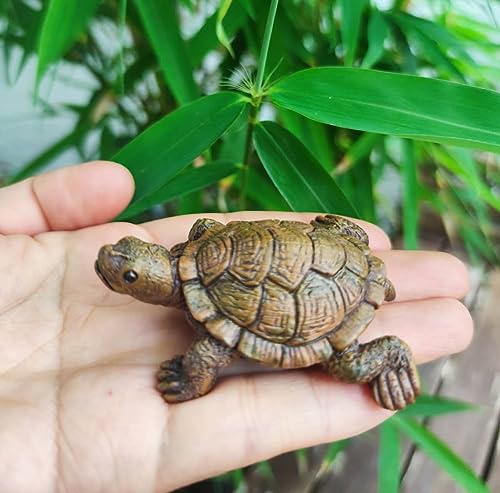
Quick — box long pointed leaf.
[187,2,248,67]
[279,107,334,171]
[361,9,389,69]
[216,0,235,57]
[253,122,358,216]
[392,415,490,493]
[378,420,400,493]
[113,92,247,205]
[36,0,100,86]
[270,68,500,152]
[134,0,198,104]
[339,0,369,67]
[117,161,241,220]
[399,394,478,417]
[389,12,474,64]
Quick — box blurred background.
[1,0,499,491]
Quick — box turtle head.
[95,236,181,306]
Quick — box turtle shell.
[178,220,370,368]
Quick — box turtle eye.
[123,270,138,283]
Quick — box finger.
[142,211,392,251]
[161,372,388,490]
[361,297,473,358]
[156,297,472,490]
[0,161,134,234]
[376,250,470,302]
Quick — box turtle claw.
[156,379,183,394]
[371,361,420,410]
[160,355,183,371]
[156,356,194,402]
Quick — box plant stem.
[118,0,128,95]
[239,104,258,209]
[255,0,279,92]
[239,0,279,209]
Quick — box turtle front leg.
[324,336,420,410]
[157,335,235,403]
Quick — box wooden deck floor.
[243,267,500,493]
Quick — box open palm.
[0,162,472,493]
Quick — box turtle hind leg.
[324,336,420,410]
[157,335,235,403]
[311,215,369,244]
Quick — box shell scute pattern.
[208,272,262,327]
[266,221,313,290]
[227,222,274,286]
[294,271,347,344]
[308,227,346,276]
[182,219,370,366]
[197,234,231,285]
[255,280,296,342]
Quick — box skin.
[0,161,472,493]
[96,217,419,410]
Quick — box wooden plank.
[315,433,378,493]
[402,270,500,492]
[485,397,500,492]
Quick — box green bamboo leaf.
[321,439,349,472]
[447,13,499,44]
[270,68,500,152]
[378,420,400,493]
[113,92,247,205]
[279,107,334,171]
[230,468,245,488]
[426,145,500,211]
[339,0,369,67]
[411,30,465,81]
[402,140,418,249]
[389,12,474,64]
[242,167,290,211]
[238,0,255,18]
[295,448,308,475]
[117,0,127,95]
[187,2,248,66]
[256,460,274,480]
[351,158,376,223]
[389,13,465,81]
[7,1,47,81]
[36,0,100,85]
[361,9,389,69]
[335,133,380,174]
[392,415,490,493]
[216,0,235,57]
[399,394,478,417]
[133,0,198,104]
[253,121,358,216]
[117,161,241,220]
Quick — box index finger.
[141,212,392,251]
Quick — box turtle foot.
[156,356,197,403]
[371,359,420,410]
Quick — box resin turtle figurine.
[95,215,420,410]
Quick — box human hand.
[0,162,472,493]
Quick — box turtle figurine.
[95,215,420,410]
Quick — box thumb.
[0,161,134,235]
